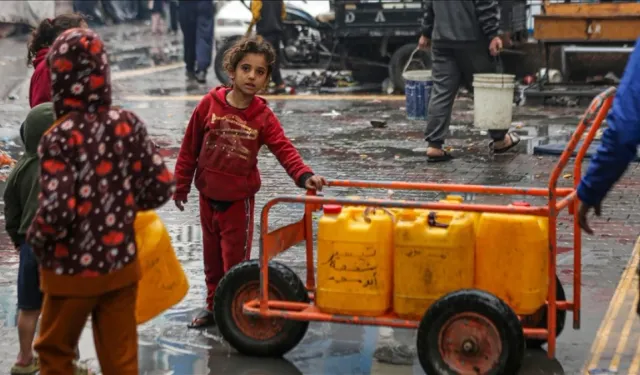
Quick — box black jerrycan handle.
[427,211,449,229]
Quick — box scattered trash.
[284,70,358,91]
[0,150,16,168]
[371,120,387,128]
[373,342,416,366]
[321,110,341,118]
[8,94,17,100]
[563,173,572,179]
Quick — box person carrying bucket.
[417,0,521,162]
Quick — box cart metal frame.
[244,87,616,359]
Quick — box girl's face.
[228,53,270,95]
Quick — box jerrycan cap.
[511,201,531,207]
[323,205,342,215]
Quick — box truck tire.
[389,43,432,93]
[214,37,242,86]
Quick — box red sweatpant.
[199,194,254,311]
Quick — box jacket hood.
[212,86,267,120]
[48,28,111,119]
[23,102,55,155]
[32,48,50,68]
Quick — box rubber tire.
[524,275,567,349]
[388,43,432,93]
[417,289,525,375]
[214,36,242,86]
[213,259,309,357]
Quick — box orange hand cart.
[212,87,616,374]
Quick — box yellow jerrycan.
[134,211,190,324]
[394,209,476,319]
[316,205,394,316]
[475,201,549,315]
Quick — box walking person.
[418,0,520,162]
[27,28,175,374]
[173,36,326,328]
[251,0,287,94]
[179,0,215,83]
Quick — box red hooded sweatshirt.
[29,48,52,108]
[174,86,313,202]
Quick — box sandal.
[427,150,455,163]
[10,357,39,375]
[490,132,521,154]
[187,309,216,329]
[73,362,95,375]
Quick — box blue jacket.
[577,37,640,206]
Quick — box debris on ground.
[284,70,358,90]
[321,110,341,118]
[373,341,416,366]
[371,120,387,128]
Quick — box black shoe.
[195,71,207,83]
[186,71,196,81]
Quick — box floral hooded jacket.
[27,28,176,297]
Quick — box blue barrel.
[403,70,433,120]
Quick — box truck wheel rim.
[231,281,285,340]
[438,312,502,374]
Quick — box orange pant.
[35,284,138,375]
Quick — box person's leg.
[151,12,160,34]
[35,294,95,374]
[179,3,197,75]
[92,284,138,375]
[219,197,255,272]
[170,1,179,32]
[14,243,43,369]
[425,47,461,159]
[262,33,285,88]
[189,194,224,328]
[194,0,215,81]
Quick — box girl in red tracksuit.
[173,35,326,328]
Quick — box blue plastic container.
[403,70,433,120]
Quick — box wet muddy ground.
[0,23,638,374]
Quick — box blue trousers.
[179,0,214,73]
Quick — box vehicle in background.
[214,0,330,49]
[214,0,334,85]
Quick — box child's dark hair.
[222,35,276,77]
[27,13,86,65]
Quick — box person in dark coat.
[179,0,215,83]
[418,0,520,162]
[251,0,287,93]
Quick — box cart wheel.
[523,275,567,349]
[417,289,525,375]
[213,259,309,357]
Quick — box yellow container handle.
[427,211,450,229]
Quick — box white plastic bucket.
[472,73,515,130]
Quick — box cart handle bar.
[323,179,573,197]
[549,86,616,205]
